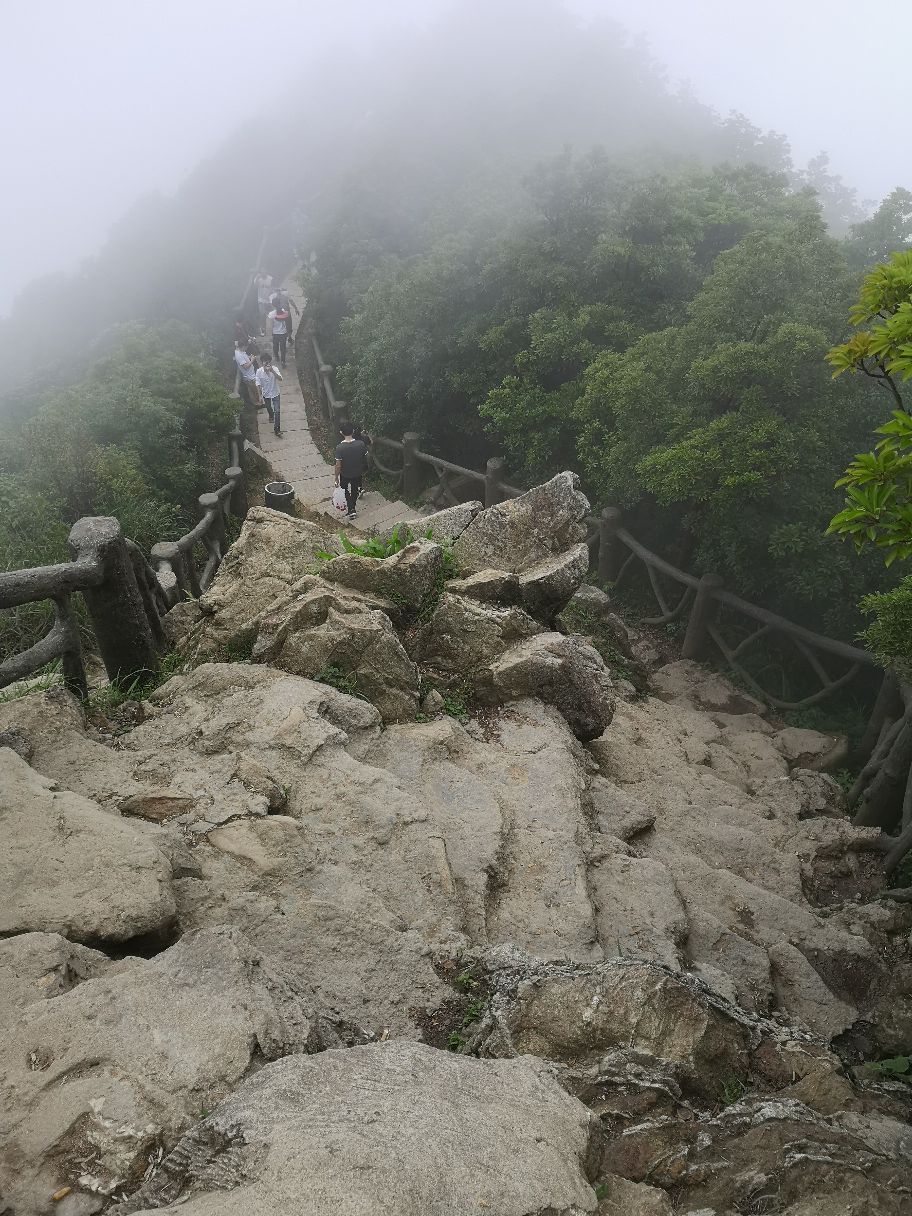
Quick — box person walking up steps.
[268,301,290,366]
[255,352,283,436]
[273,289,299,346]
[334,422,368,520]
[234,340,261,410]
[254,269,273,336]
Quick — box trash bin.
[265,480,295,514]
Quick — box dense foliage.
[826,251,912,671]
[0,323,235,655]
[310,153,909,638]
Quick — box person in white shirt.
[234,341,261,409]
[255,353,283,436]
[267,304,291,367]
[254,270,273,336]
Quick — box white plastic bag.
[332,486,348,513]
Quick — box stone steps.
[253,271,412,537]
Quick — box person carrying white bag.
[333,422,368,520]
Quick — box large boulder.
[0,931,120,1018]
[0,748,175,945]
[407,591,541,674]
[453,472,589,574]
[375,501,482,546]
[322,538,444,617]
[0,928,316,1212]
[452,474,591,619]
[474,953,752,1101]
[0,687,146,810]
[517,541,591,621]
[111,1041,601,1216]
[651,659,766,716]
[252,584,420,723]
[165,507,340,657]
[446,568,521,603]
[479,632,615,741]
[771,725,849,772]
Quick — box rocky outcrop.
[252,579,420,722]
[407,590,541,672]
[376,500,482,546]
[322,538,444,617]
[479,631,615,741]
[453,473,591,619]
[164,507,340,658]
[453,472,589,573]
[0,748,176,944]
[1,476,909,1216]
[0,927,316,1211]
[111,1041,600,1215]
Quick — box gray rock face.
[251,579,420,722]
[407,591,542,673]
[0,748,176,944]
[479,632,615,741]
[446,568,521,603]
[517,541,590,621]
[453,472,589,573]
[651,659,766,716]
[322,538,444,617]
[112,1041,600,1216]
[166,507,340,659]
[0,927,316,1211]
[475,953,751,1101]
[588,695,891,1036]
[375,501,482,546]
[771,725,848,772]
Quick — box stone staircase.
[253,272,413,536]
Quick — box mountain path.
[253,272,414,534]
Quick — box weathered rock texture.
[1,479,909,1216]
[112,1041,600,1215]
[0,927,315,1210]
[0,748,175,944]
[453,472,591,619]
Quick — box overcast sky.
[0,0,903,314]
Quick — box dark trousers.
[240,377,258,409]
[341,477,362,515]
[272,332,287,365]
[264,395,281,433]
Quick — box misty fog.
[0,0,904,315]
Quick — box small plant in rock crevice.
[0,661,63,704]
[864,1054,911,1080]
[315,664,364,699]
[720,1075,749,1106]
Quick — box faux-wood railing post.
[68,517,160,683]
[682,572,723,661]
[318,364,333,418]
[484,457,505,508]
[597,507,623,582]
[402,432,421,500]
[226,465,248,520]
[228,426,244,473]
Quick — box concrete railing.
[363,428,885,719]
[0,426,250,696]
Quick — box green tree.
[826,251,912,564]
[575,216,885,629]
